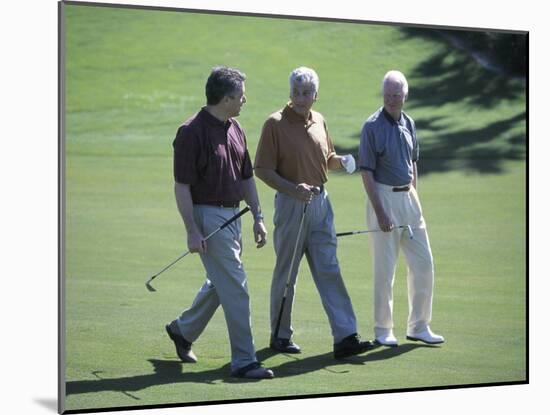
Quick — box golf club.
[337,225,413,239]
[273,202,308,340]
[145,205,250,292]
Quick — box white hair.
[289,66,319,93]
[382,70,409,96]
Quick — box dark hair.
[205,66,246,105]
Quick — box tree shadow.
[334,28,526,176]
[400,27,526,175]
[413,54,517,108]
[65,343,437,399]
[403,27,526,95]
[416,111,526,174]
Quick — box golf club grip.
[336,231,355,237]
[218,206,250,230]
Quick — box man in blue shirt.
[359,70,444,347]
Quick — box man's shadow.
[65,343,438,399]
[256,343,438,377]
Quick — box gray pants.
[270,190,358,343]
[174,205,257,372]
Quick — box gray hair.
[289,66,319,93]
[382,70,409,96]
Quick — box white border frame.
[3,1,543,415]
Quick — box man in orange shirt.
[254,66,373,358]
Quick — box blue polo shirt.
[358,107,419,186]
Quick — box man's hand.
[341,154,356,174]
[294,183,320,203]
[187,230,206,254]
[253,220,268,248]
[377,210,394,232]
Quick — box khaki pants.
[367,183,434,337]
[174,205,257,372]
[270,190,358,343]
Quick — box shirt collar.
[382,107,405,127]
[283,103,315,124]
[199,107,232,129]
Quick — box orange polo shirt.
[254,104,336,187]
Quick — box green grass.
[62,4,526,412]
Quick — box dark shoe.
[165,321,197,363]
[231,362,274,379]
[334,333,375,359]
[270,337,301,354]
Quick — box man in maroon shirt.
[165,67,273,379]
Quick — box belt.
[392,185,410,192]
[202,201,240,208]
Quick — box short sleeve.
[358,123,377,171]
[241,148,254,180]
[173,125,201,184]
[324,119,336,161]
[410,119,419,162]
[254,118,278,170]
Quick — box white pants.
[367,183,435,337]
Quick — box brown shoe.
[165,321,197,363]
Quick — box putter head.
[145,279,157,292]
[406,225,413,239]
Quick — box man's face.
[383,80,407,120]
[290,82,317,117]
[226,82,246,117]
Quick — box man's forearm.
[361,171,385,217]
[241,177,262,218]
[174,182,200,235]
[254,167,298,196]
[327,154,344,171]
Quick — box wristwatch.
[254,212,264,221]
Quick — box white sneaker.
[406,327,445,344]
[374,333,399,347]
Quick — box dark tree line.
[443,29,527,76]
[400,26,527,77]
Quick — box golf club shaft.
[149,250,191,280]
[336,225,411,237]
[274,202,307,339]
[147,205,250,285]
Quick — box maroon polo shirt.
[173,108,253,205]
